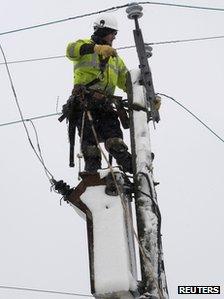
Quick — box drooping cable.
[28,120,51,180]
[0,43,54,181]
[157,93,224,144]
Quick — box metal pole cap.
[126,2,143,19]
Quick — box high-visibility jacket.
[66,39,127,95]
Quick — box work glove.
[94,44,117,58]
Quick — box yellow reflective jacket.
[66,39,127,95]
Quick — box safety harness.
[59,85,129,168]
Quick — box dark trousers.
[76,108,123,151]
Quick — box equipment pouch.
[117,107,130,129]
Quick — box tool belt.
[60,84,129,129]
[58,84,130,168]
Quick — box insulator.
[53,179,72,196]
[126,3,143,19]
[145,45,153,58]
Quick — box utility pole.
[126,3,169,298]
[55,4,169,298]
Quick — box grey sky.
[0,0,224,298]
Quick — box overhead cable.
[1,34,224,66]
[0,55,65,65]
[0,43,54,181]
[0,112,60,127]
[0,2,224,37]
[1,93,224,147]
[0,4,131,36]
[140,1,224,12]
[147,34,224,46]
[157,93,224,144]
[0,285,92,297]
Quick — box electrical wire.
[1,34,224,67]
[0,2,224,37]
[0,43,54,181]
[29,119,52,180]
[1,93,224,148]
[147,34,224,46]
[0,54,65,65]
[0,112,60,127]
[139,1,224,12]
[0,285,92,297]
[157,93,224,144]
[0,4,131,37]
[1,94,224,147]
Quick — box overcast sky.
[0,0,224,298]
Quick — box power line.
[1,34,224,66]
[1,94,224,147]
[158,93,224,144]
[140,1,224,12]
[147,34,224,46]
[0,2,224,37]
[0,43,54,181]
[0,3,131,37]
[0,54,65,65]
[0,285,92,297]
[0,112,60,127]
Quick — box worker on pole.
[63,14,132,174]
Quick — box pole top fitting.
[145,45,153,58]
[126,2,143,19]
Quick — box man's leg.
[99,110,133,173]
[105,137,133,173]
[76,112,102,173]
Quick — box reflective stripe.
[74,60,119,75]
[92,53,98,65]
[107,64,119,75]
[74,52,97,70]
[74,61,98,70]
[67,44,76,58]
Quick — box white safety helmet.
[93,14,118,31]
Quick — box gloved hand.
[94,44,117,58]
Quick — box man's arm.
[80,43,95,55]
[66,39,94,61]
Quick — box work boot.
[83,145,102,173]
[105,172,118,196]
[105,137,133,173]
[84,157,101,173]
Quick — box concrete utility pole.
[126,3,169,299]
